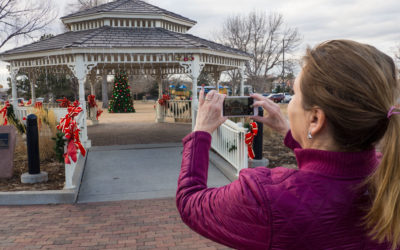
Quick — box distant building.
[272,76,295,91]
[0,89,7,100]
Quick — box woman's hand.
[250,93,290,136]
[193,89,228,135]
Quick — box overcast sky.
[1,0,400,87]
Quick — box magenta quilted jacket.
[176,131,395,250]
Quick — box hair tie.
[387,106,400,119]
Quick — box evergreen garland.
[6,105,26,134]
[52,131,66,163]
[108,72,135,113]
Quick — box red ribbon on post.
[87,95,103,120]
[57,106,86,164]
[56,97,71,108]
[245,122,258,160]
[158,94,170,106]
[96,109,103,120]
[87,95,96,108]
[0,101,10,126]
[34,102,43,109]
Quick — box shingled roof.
[61,0,196,24]
[0,27,250,57]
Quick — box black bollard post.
[253,107,264,160]
[26,114,40,174]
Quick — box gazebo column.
[29,73,37,105]
[155,74,165,123]
[101,71,109,109]
[88,71,98,125]
[10,66,19,108]
[180,55,205,130]
[68,54,97,149]
[239,65,245,96]
[89,71,96,95]
[78,68,90,147]
[213,71,221,94]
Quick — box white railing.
[211,119,248,176]
[42,103,61,109]
[64,111,85,189]
[13,107,29,121]
[164,100,191,120]
[13,106,68,122]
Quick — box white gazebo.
[0,0,251,188]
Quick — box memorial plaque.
[0,126,16,179]
[0,133,9,149]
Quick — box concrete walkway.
[78,143,230,203]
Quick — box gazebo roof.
[0,26,250,58]
[61,0,196,24]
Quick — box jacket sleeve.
[176,131,271,250]
[284,130,302,150]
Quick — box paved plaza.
[0,198,231,249]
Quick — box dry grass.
[1,105,59,164]
[261,104,297,168]
[262,103,288,138]
[0,108,65,191]
[13,107,59,166]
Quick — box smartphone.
[223,96,258,117]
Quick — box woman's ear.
[308,107,327,138]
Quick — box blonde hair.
[300,40,400,249]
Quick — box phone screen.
[223,97,254,117]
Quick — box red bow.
[26,99,32,106]
[245,122,258,160]
[96,109,103,120]
[158,94,170,106]
[73,100,80,107]
[0,101,10,125]
[87,95,103,120]
[34,102,43,109]
[87,95,97,108]
[57,97,71,108]
[57,106,86,164]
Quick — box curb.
[209,150,238,182]
[0,153,87,206]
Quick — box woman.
[176,40,400,249]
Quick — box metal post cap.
[27,114,37,126]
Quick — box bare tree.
[0,0,57,49]
[216,11,301,91]
[72,0,111,11]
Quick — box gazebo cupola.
[61,0,197,33]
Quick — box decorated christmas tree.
[108,72,135,113]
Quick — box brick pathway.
[0,103,232,249]
[0,198,231,249]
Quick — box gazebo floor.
[88,101,191,146]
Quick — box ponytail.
[364,114,400,249]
